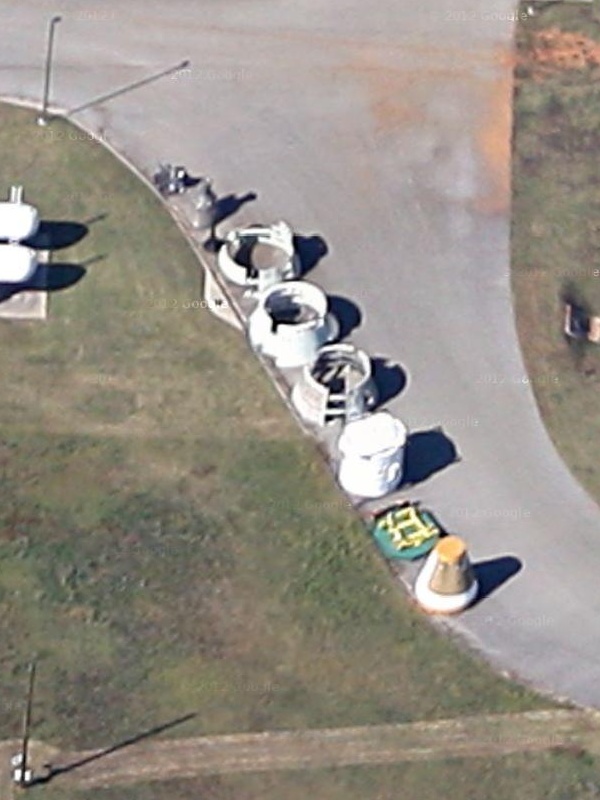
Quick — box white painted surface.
[0,201,39,242]
[0,244,37,283]
[337,412,407,497]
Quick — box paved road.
[1,1,600,706]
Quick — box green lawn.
[0,99,598,798]
[30,753,600,800]
[512,2,600,499]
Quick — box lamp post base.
[12,767,33,785]
[10,753,33,785]
[36,116,48,127]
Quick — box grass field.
[0,102,549,747]
[31,753,600,800]
[512,1,600,499]
[0,98,598,798]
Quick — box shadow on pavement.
[25,221,89,250]
[328,294,362,340]
[66,60,191,117]
[293,233,328,277]
[473,555,523,603]
[29,712,197,786]
[371,356,408,406]
[402,427,460,486]
[203,191,258,253]
[213,191,258,227]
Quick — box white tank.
[0,202,40,242]
[337,412,407,498]
[0,244,38,283]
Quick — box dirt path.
[0,709,597,793]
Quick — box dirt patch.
[339,44,515,215]
[337,45,504,135]
[17,709,600,790]
[524,27,600,74]
[349,60,425,135]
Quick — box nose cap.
[414,535,479,614]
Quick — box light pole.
[20,661,36,785]
[37,15,62,126]
[11,660,36,786]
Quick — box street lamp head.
[52,15,62,24]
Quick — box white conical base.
[414,548,478,614]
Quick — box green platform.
[370,503,441,561]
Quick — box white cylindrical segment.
[337,412,407,498]
[0,244,38,283]
[248,280,336,368]
[0,202,40,242]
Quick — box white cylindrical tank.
[0,202,40,242]
[0,244,38,283]
[248,280,337,368]
[337,412,407,498]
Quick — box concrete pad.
[0,251,50,320]
[202,264,243,332]
[0,289,47,320]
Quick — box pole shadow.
[401,427,460,486]
[81,213,109,227]
[29,712,197,786]
[80,254,106,268]
[328,294,362,340]
[65,60,191,117]
[370,356,408,406]
[293,233,328,277]
[24,221,89,250]
[472,555,523,603]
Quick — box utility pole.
[11,661,36,787]
[20,661,36,785]
[37,15,62,126]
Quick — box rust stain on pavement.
[335,52,428,135]
[473,48,515,216]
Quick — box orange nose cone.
[428,536,476,597]
[414,535,479,614]
[436,535,467,564]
